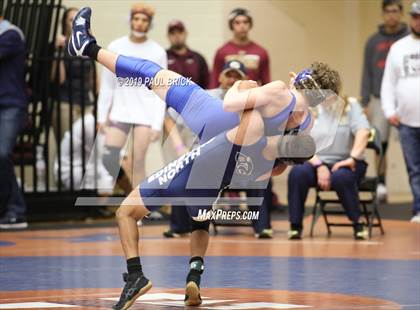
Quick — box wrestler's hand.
[317,165,331,191]
[149,130,160,142]
[288,72,297,89]
[237,80,258,91]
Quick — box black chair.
[309,127,385,238]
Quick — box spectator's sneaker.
[68,7,96,57]
[410,212,420,223]
[0,215,28,230]
[376,183,388,202]
[112,273,152,310]
[287,229,302,240]
[354,223,368,240]
[163,230,181,238]
[255,228,273,239]
[148,211,163,220]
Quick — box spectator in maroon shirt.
[166,19,209,88]
[210,8,270,88]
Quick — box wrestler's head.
[293,62,342,106]
[130,3,155,38]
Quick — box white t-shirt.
[381,34,420,127]
[97,36,167,130]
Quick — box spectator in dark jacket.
[360,0,409,201]
[0,15,28,229]
[166,19,209,88]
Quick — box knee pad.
[191,219,210,232]
[116,55,163,88]
[102,145,121,176]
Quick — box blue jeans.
[399,124,420,214]
[288,161,367,227]
[0,105,27,218]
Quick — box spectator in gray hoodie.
[360,0,409,202]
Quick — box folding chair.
[310,127,385,238]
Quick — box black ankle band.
[85,42,101,61]
[127,257,142,275]
[189,256,203,265]
[189,256,204,274]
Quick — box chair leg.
[368,208,374,239]
[361,202,370,225]
[375,203,385,235]
[320,203,331,236]
[310,199,320,237]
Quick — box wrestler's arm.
[255,163,287,181]
[223,80,292,113]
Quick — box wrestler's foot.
[68,7,96,57]
[185,280,202,306]
[277,134,316,165]
[112,273,152,310]
[184,266,203,306]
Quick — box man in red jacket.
[210,8,270,87]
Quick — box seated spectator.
[54,113,113,192]
[207,60,247,98]
[287,95,371,241]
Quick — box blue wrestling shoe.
[67,7,96,57]
[112,273,152,310]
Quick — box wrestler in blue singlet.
[115,55,311,142]
[115,55,312,216]
[139,131,275,217]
